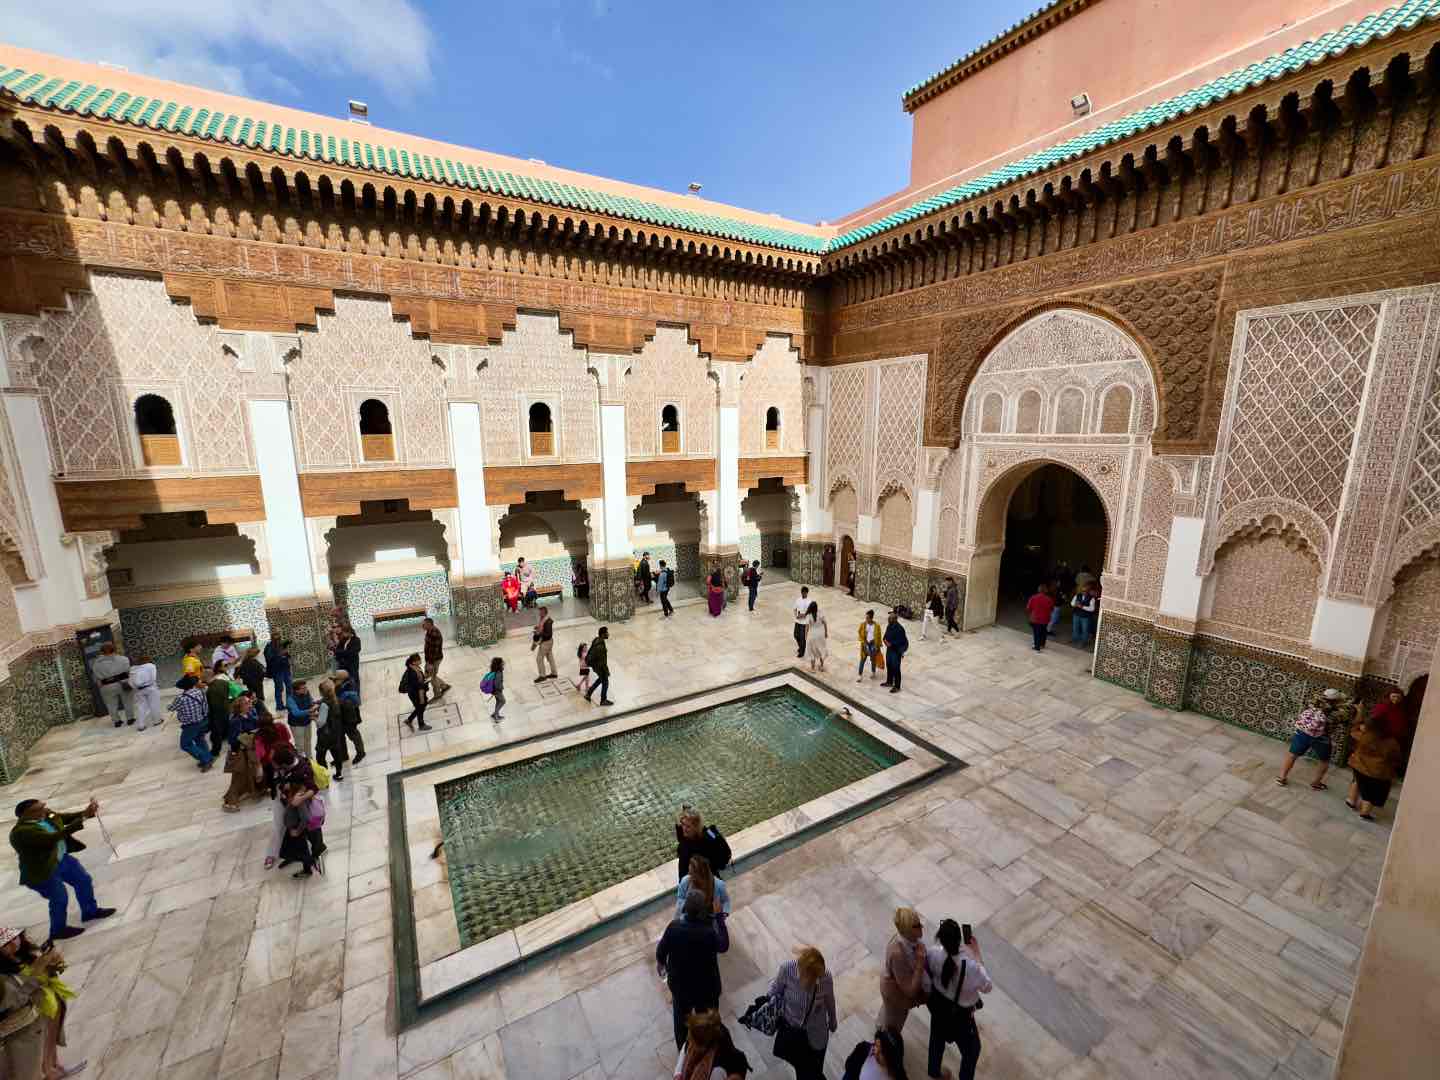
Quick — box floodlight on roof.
[1070,92,1092,117]
[348,100,370,125]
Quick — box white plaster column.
[592,355,632,566]
[1309,596,1378,668]
[856,513,882,549]
[447,402,500,581]
[910,448,949,563]
[710,362,746,554]
[1157,516,1206,623]
[799,368,832,540]
[249,399,315,602]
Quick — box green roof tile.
[0,0,1428,258]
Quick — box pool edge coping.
[387,665,967,1031]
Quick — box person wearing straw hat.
[0,925,51,1080]
[8,801,114,945]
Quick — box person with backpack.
[582,627,613,706]
[657,559,675,618]
[531,607,558,681]
[334,672,366,765]
[675,807,731,881]
[314,679,348,782]
[263,637,293,709]
[482,657,505,722]
[398,654,433,731]
[744,560,763,612]
[264,744,320,872]
[656,889,731,1050]
[284,679,318,759]
[923,919,991,1080]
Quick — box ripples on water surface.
[436,687,902,944]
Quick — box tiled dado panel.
[1094,611,1156,696]
[867,556,928,614]
[622,543,700,582]
[0,639,89,782]
[500,556,580,596]
[265,604,329,679]
[589,566,636,623]
[788,540,824,586]
[334,571,451,627]
[450,583,505,648]
[119,593,270,660]
[740,532,791,569]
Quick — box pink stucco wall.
[837,0,1379,230]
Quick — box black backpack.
[842,1041,871,1080]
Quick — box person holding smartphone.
[922,919,992,1080]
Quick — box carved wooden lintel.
[738,455,808,491]
[297,468,459,518]
[53,476,265,533]
[390,295,518,346]
[163,273,335,333]
[0,255,88,316]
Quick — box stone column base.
[265,602,330,679]
[450,580,506,648]
[589,560,636,623]
[700,547,742,601]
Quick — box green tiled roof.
[904,0,1072,102]
[0,64,830,257]
[835,0,1440,252]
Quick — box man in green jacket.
[10,798,114,944]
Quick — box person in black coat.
[235,647,267,700]
[676,807,731,881]
[882,612,909,693]
[656,889,731,1049]
[333,624,362,701]
[581,626,612,706]
[398,653,432,731]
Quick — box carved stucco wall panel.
[1371,551,1440,684]
[825,365,873,510]
[26,272,254,477]
[291,294,450,470]
[1207,525,1322,646]
[739,335,804,456]
[625,325,714,459]
[873,358,926,512]
[473,312,598,466]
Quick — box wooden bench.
[373,606,428,628]
[194,629,254,650]
[534,584,562,599]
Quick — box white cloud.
[1,0,435,101]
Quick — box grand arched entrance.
[944,308,1157,645]
[995,464,1107,643]
[965,459,1111,639]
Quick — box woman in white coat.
[803,602,829,672]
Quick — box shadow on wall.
[327,505,452,624]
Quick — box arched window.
[359,399,394,461]
[135,394,180,466]
[528,402,554,456]
[1055,387,1085,434]
[661,403,680,453]
[1016,390,1042,434]
[1099,385,1134,433]
[764,406,781,450]
[980,393,1003,433]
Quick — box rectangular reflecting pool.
[394,671,958,1017]
[436,685,904,945]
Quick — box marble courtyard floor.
[0,584,1384,1080]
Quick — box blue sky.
[2,0,1042,222]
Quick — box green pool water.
[436,686,904,945]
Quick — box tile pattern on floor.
[0,586,1384,1080]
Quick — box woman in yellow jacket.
[856,609,885,682]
